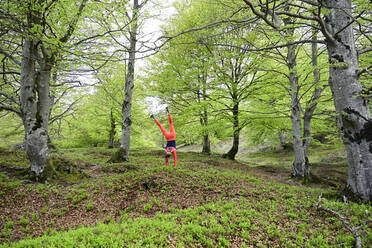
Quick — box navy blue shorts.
[166,140,176,149]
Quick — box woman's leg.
[168,114,175,138]
[155,119,170,138]
[171,149,177,168]
[164,149,168,166]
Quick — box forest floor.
[0,146,371,247]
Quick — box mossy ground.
[0,146,371,247]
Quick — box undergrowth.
[0,147,371,247]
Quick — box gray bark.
[202,133,211,154]
[288,42,309,178]
[199,79,211,154]
[324,0,372,201]
[20,39,50,180]
[303,29,323,158]
[18,0,86,180]
[241,0,371,200]
[283,14,309,178]
[120,0,139,161]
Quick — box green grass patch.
[2,199,371,247]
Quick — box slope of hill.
[0,147,370,247]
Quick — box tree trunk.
[288,58,309,177]
[303,28,323,158]
[201,111,211,154]
[18,0,86,180]
[324,0,372,201]
[199,91,210,154]
[202,134,211,154]
[285,20,309,178]
[20,39,51,181]
[224,102,239,160]
[119,0,139,161]
[108,109,116,148]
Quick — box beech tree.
[155,0,272,159]
[209,33,266,160]
[241,0,372,200]
[119,0,140,161]
[0,0,88,180]
[56,63,154,149]
[264,14,327,178]
[107,0,154,162]
[156,0,327,163]
[143,0,225,154]
[241,22,329,177]
[144,47,215,152]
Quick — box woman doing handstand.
[151,107,177,167]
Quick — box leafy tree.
[55,64,155,149]
[207,30,267,160]
[0,0,89,180]
[146,0,271,159]
[143,0,228,153]
[241,0,372,201]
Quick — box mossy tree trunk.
[19,0,87,181]
[20,35,52,181]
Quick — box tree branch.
[59,0,88,43]
[334,11,365,37]
[242,0,279,29]
[49,98,81,125]
[0,92,19,105]
[0,47,21,65]
[317,194,370,248]
[199,39,325,52]
[0,104,21,116]
[357,65,372,78]
[158,17,257,47]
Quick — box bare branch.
[60,0,88,43]
[317,194,371,248]
[157,17,258,48]
[199,39,325,52]
[0,92,19,105]
[0,47,21,65]
[357,65,372,78]
[0,104,21,116]
[96,77,122,106]
[49,97,82,125]
[315,3,337,44]
[0,71,20,75]
[242,0,279,29]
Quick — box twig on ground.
[316,194,371,248]
[167,235,176,248]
